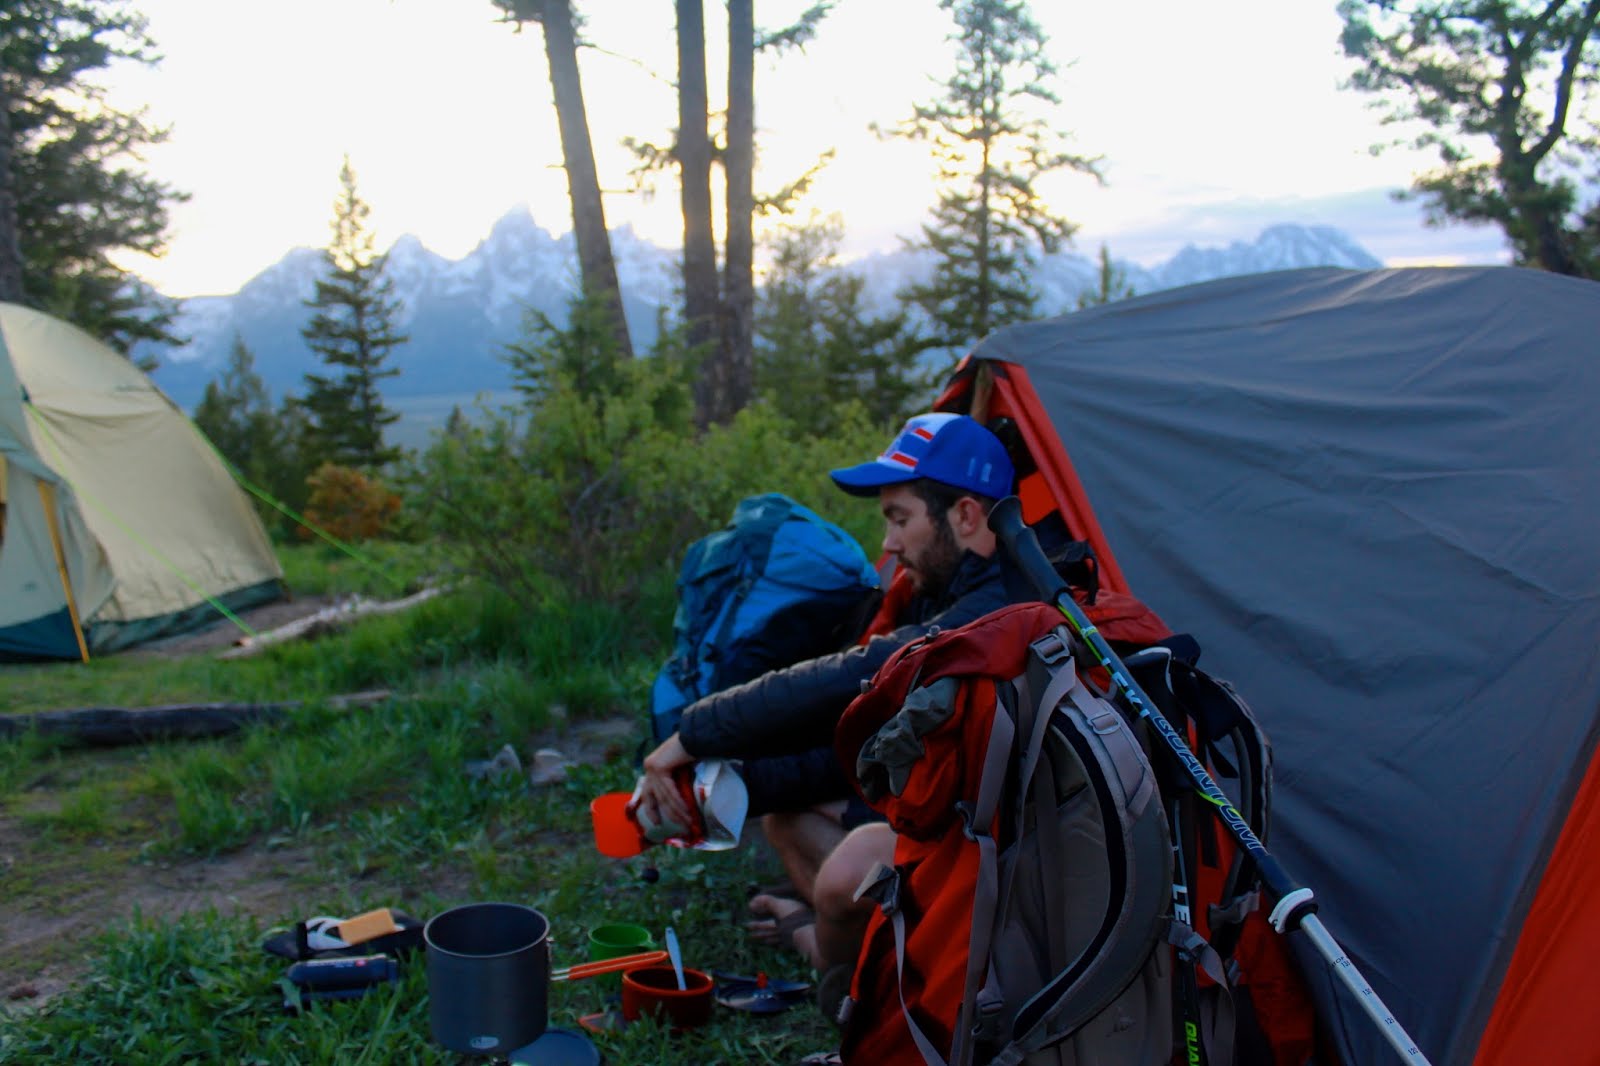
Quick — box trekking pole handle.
[986,496,1072,606]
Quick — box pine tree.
[675,0,720,427]
[192,333,317,531]
[269,395,318,524]
[1340,0,1600,277]
[891,0,1100,356]
[756,214,932,434]
[1076,244,1135,309]
[492,0,633,357]
[0,0,186,357]
[193,333,277,480]
[720,0,756,425]
[300,157,406,470]
[624,2,834,428]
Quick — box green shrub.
[404,300,892,608]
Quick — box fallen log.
[0,689,392,748]
[218,586,445,660]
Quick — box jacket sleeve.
[741,746,855,817]
[677,630,910,759]
[676,561,1011,760]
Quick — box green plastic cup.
[588,922,655,990]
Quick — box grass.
[0,541,835,1064]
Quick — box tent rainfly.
[932,266,1600,1065]
[0,303,284,660]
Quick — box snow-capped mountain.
[1145,224,1379,291]
[151,206,682,409]
[146,212,1381,415]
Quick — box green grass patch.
[0,771,836,1065]
[0,832,825,1056]
[274,538,437,599]
[0,530,847,1063]
[21,781,119,839]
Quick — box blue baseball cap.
[830,413,1015,499]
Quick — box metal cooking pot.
[425,902,550,1056]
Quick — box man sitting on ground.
[634,412,1014,976]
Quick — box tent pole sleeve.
[970,360,995,423]
[36,480,90,662]
[988,493,1433,1066]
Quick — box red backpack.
[834,597,1316,1066]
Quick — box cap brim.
[829,460,915,497]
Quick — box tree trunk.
[540,0,633,357]
[0,83,25,304]
[1500,150,1579,276]
[0,691,392,748]
[676,0,721,427]
[721,0,755,418]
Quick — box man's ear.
[950,496,986,538]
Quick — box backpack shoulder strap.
[985,627,1173,1064]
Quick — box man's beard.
[904,514,964,600]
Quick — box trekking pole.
[987,496,1433,1066]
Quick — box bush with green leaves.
[406,298,891,607]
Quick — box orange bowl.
[620,965,714,1029]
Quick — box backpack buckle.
[852,861,901,916]
[954,800,989,842]
[973,986,1006,1044]
[1030,629,1072,666]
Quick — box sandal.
[746,893,814,949]
[775,906,817,952]
[747,879,804,901]
[262,909,424,961]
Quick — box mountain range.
[147,209,1382,442]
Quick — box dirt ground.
[0,818,339,1005]
[1,602,643,1011]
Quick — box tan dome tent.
[0,303,283,660]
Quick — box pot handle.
[551,949,669,982]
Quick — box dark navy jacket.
[676,550,1011,813]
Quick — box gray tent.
[940,266,1600,1064]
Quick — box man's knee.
[813,822,895,921]
[760,809,802,850]
[762,800,845,845]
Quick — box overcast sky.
[101,0,1510,297]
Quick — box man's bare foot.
[746,893,821,967]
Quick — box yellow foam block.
[336,908,400,946]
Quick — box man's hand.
[635,732,695,831]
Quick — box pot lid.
[507,1027,602,1065]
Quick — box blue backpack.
[649,493,881,742]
